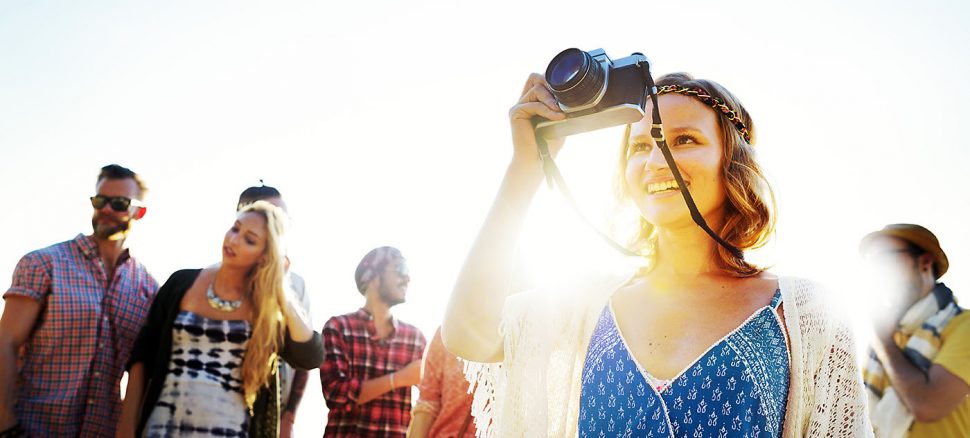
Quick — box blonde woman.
[443,72,872,437]
[118,201,322,438]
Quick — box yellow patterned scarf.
[863,283,961,437]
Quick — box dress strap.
[769,288,783,310]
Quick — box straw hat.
[861,224,949,278]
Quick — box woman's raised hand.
[443,73,570,363]
[509,73,567,163]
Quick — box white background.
[1,1,968,435]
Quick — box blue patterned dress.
[579,290,790,438]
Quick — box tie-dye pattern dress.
[143,310,251,438]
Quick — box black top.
[128,269,324,438]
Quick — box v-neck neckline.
[606,288,782,386]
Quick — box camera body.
[535,48,651,139]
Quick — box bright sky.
[2,1,969,435]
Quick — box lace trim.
[641,370,673,391]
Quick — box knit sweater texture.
[464,275,874,437]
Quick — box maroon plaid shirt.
[321,308,426,438]
[3,234,157,437]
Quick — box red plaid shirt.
[321,308,426,437]
[3,234,157,437]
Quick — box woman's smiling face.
[624,93,727,229]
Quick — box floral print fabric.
[579,290,790,437]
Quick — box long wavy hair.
[236,200,288,408]
[616,72,776,277]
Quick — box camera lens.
[545,48,605,109]
[548,50,585,87]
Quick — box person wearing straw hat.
[861,224,969,438]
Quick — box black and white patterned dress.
[143,311,251,438]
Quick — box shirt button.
[99,343,105,348]
[93,371,101,377]
[87,398,94,404]
[103,316,109,322]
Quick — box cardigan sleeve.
[126,270,195,373]
[800,288,874,438]
[280,329,324,370]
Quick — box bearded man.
[0,164,158,437]
[320,246,426,437]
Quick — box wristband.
[388,372,396,391]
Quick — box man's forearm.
[875,339,970,422]
[284,369,308,413]
[875,340,932,409]
[0,342,20,429]
[357,374,394,405]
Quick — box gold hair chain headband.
[657,85,752,144]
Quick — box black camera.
[534,48,651,139]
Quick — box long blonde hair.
[616,72,776,277]
[237,200,288,408]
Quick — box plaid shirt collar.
[72,233,131,265]
[355,307,400,339]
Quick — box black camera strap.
[534,66,745,261]
[640,70,744,260]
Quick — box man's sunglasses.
[90,195,144,212]
[388,263,409,278]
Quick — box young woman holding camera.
[443,70,871,437]
[118,201,323,438]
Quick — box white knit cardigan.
[464,275,874,437]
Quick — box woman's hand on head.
[509,73,567,163]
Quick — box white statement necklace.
[207,282,243,312]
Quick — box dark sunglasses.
[90,195,144,212]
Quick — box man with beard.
[320,246,426,437]
[861,224,969,438]
[0,164,158,437]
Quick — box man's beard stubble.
[378,282,405,307]
[92,214,131,240]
